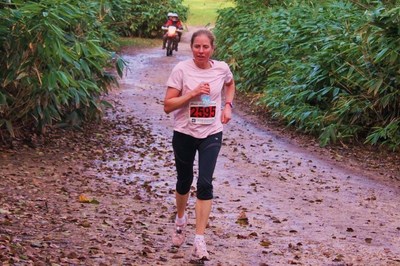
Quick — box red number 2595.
[190,106,216,118]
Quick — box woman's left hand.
[221,106,232,124]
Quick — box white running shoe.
[193,238,210,261]
[172,214,187,247]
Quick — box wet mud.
[106,27,400,265]
[1,26,399,266]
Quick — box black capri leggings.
[172,131,222,200]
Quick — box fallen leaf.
[236,210,249,226]
[0,208,11,214]
[333,254,344,262]
[78,194,99,204]
[159,256,168,262]
[249,232,258,237]
[237,234,248,239]
[30,241,44,248]
[168,247,179,254]
[80,220,91,228]
[260,239,271,247]
[189,258,205,264]
[78,194,91,203]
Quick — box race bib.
[189,101,217,124]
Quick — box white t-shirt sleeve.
[166,63,184,91]
[223,62,234,83]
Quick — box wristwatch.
[225,102,233,108]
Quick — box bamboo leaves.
[214,1,400,149]
[0,0,125,140]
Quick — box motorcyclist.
[162,12,183,51]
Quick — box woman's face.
[191,34,214,65]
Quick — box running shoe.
[193,238,210,261]
[172,214,187,247]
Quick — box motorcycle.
[162,25,182,56]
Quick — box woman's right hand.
[194,82,210,97]
[164,82,211,114]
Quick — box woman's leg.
[172,131,197,215]
[172,131,197,246]
[195,132,222,234]
[176,191,190,219]
[195,199,212,235]
[192,132,222,259]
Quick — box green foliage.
[117,36,162,48]
[0,0,125,141]
[107,0,189,37]
[214,0,400,150]
[0,0,187,143]
[183,0,234,26]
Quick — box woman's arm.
[224,79,235,104]
[163,87,194,114]
[221,79,236,124]
[164,83,210,114]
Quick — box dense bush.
[214,0,400,150]
[0,0,187,143]
[0,0,125,141]
[107,0,188,37]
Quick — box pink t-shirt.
[166,59,234,139]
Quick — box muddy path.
[107,27,400,265]
[1,26,400,266]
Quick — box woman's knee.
[196,182,213,200]
[176,178,192,195]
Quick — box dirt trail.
[1,26,400,266]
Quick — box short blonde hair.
[190,29,215,48]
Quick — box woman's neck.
[193,59,211,69]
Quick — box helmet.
[171,13,179,21]
[167,12,174,17]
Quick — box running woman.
[163,29,235,261]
